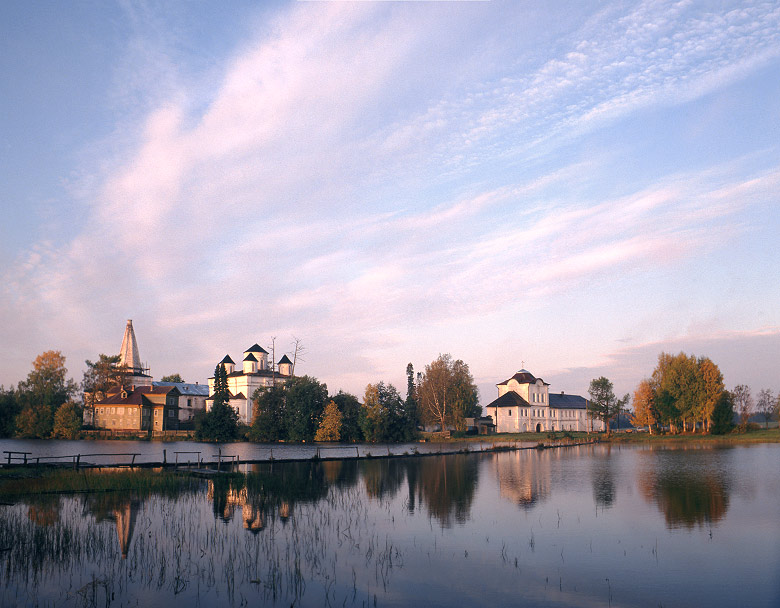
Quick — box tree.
[53,401,83,439]
[361,382,409,442]
[404,363,419,434]
[196,364,239,441]
[330,391,363,442]
[250,384,288,442]
[160,373,184,383]
[755,389,775,429]
[698,357,724,432]
[82,354,124,408]
[630,379,657,433]
[710,391,735,435]
[0,386,20,438]
[285,376,328,442]
[315,400,342,442]
[732,384,753,429]
[16,351,77,438]
[290,336,306,376]
[417,354,479,432]
[587,377,627,437]
[648,352,726,434]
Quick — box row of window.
[97,407,174,417]
[505,408,583,418]
[530,393,546,403]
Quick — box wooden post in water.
[76,454,81,470]
[163,449,167,465]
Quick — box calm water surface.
[1,444,778,607]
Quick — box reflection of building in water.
[114,500,140,559]
[208,481,247,522]
[242,502,265,533]
[495,451,551,509]
[207,480,292,531]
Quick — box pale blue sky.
[1,1,779,404]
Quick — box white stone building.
[484,369,604,433]
[207,344,294,424]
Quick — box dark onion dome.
[245,343,268,354]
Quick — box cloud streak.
[1,1,779,398]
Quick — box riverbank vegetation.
[0,467,207,497]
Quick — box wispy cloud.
[1,1,779,396]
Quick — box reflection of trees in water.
[361,458,406,500]
[495,450,551,509]
[406,454,479,527]
[638,449,732,529]
[592,445,615,508]
[26,494,61,527]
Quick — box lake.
[1,443,778,607]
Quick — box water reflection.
[495,450,551,509]
[591,445,616,508]
[406,455,479,526]
[638,448,733,529]
[1,447,777,608]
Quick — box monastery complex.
[87,320,601,434]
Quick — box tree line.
[628,352,778,434]
[196,353,481,442]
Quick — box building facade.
[92,385,180,432]
[484,369,603,433]
[207,344,294,424]
[153,381,209,422]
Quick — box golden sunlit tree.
[417,354,479,432]
[630,379,657,433]
[315,400,342,442]
[16,350,77,438]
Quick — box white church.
[484,369,604,433]
[207,344,294,424]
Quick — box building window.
[154,409,158,417]
[508,410,512,416]
[168,410,174,417]
[187,398,192,408]
[111,407,116,414]
[118,407,124,415]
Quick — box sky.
[1,0,779,407]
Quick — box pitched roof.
[220,354,235,365]
[152,382,209,396]
[245,343,268,354]
[548,393,588,409]
[484,391,530,409]
[496,369,549,386]
[96,385,177,406]
[278,354,293,365]
[243,353,258,362]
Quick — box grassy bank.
[448,427,780,445]
[0,467,213,497]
